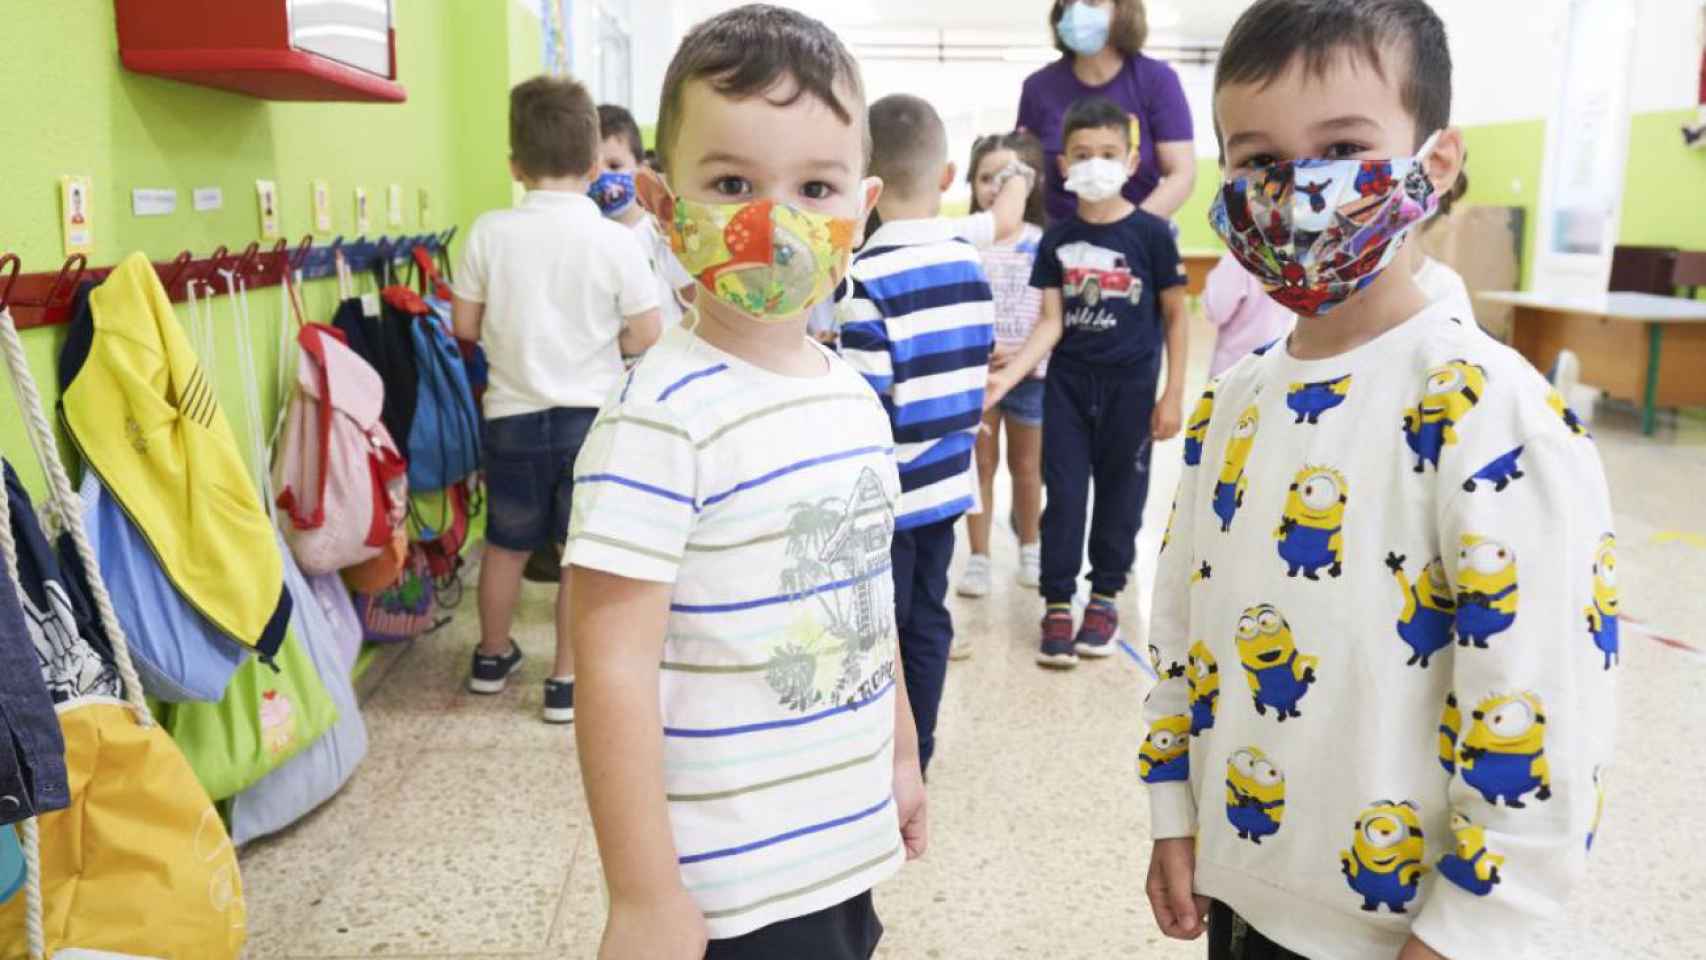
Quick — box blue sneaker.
[542,677,575,724]
[468,642,524,694]
[1036,608,1079,669]
[1075,598,1120,659]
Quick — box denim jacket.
[1,461,71,824]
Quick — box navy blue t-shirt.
[1030,209,1184,373]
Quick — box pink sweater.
[1203,252,1293,378]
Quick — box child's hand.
[1152,390,1184,441]
[1146,837,1209,940]
[984,370,1017,412]
[894,754,929,860]
[1396,936,1450,960]
[600,890,708,960]
[989,344,1017,371]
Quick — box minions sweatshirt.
[1144,299,1617,960]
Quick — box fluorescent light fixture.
[1147,1,1182,29]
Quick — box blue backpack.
[384,290,480,492]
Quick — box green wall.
[0,1,541,497]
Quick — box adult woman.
[1017,0,1196,223]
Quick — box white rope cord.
[0,427,47,960]
[227,274,276,525]
[0,308,151,725]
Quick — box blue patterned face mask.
[1056,1,1112,56]
[588,170,637,218]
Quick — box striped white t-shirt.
[565,326,904,939]
[838,217,995,531]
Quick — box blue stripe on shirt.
[666,680,896,739]
[893,388,983,429]
[900,444,974,495]
[900,430,976,472]
[671,562,893,615]
[658,363,729,402]
[860,258,987,299]
[677,794,895,865]
[883,323,993,365]
[575,473,697,508]
[897,496,975,531]
[701,444,892,508]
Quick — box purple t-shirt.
[1017,54,1194,223]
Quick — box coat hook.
[0,254,20,312]
[44,254,88,307]
[162,250,195,292]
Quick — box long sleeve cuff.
[1411,875,1559,960]
[1148,781,1199,840]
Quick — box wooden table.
[1477,290,1706,435]
[1180,248,1223,297]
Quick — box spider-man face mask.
[1208,131,1444,317]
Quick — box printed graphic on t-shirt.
[1058,240,1145,333]
[768,465,897,713]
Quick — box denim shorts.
[998,378,1045,427]
[482,407,598,552]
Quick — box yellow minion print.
[1225,748,1285,844]
[1340,800,1428,913]
[1161,499,1177,553]
[1387,553,1456,668]
[1438,691,1461,775]
[1437,811,1505,896]
[1285,374,1351,425]
[1547,387,1589,437]
[1139,714,1191,783]
[1213,405,1260,532]
[1183,386,1215,466]
[1187,640,1220,735]
[1455,535,1518,649]
[1588,766,1606,851]
[1235,604,1318,721]
[1403,359,1487,472]
[1148,644,1185,681]
[1459,691,1552,808]
[1585,533,1620,670]
[1275,465,1347,580]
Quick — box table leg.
[1643,322,1663,437]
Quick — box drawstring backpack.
[273,267,409,576]
[0,306,247,960]
[153,275,339,802]
[388,280,481,493]
[334,255,419,457]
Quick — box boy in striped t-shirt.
[565,7,925,958]
[839,94,1021,776]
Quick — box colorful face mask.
[588,170,636,218]
[1056,2,1112,56]
[1209,132,1443,317]
[665,196,858,321]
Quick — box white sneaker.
[956,554,992,598]
[1017,543,1041,588]
[950,633,974,661]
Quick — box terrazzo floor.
[239,320,1706,959]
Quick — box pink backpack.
[275,324,408,576]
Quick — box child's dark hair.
[1049,0,1148,58]
[868,94,947,202]
[968,131,1046,228]
[1063,96,1132,149]
[597,104,645,165]
[1216,0,1451,150]
[509,74,600,180]
[657,4,868,174]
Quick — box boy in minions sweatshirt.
[1139,2,1616,959]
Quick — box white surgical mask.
[1064,157,1128,203]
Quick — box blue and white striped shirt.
[838,217,995,531]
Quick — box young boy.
[595,103,695,331]
[565,7,926,957]
[1140,3,1615,959]
[986,95,1189,669]
[451,74,661,723]
[838,94,1024,772]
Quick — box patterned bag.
[351,545,440,644]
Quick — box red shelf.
[120,46,406,103]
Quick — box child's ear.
[508,156,524,184]
[1057,153,1071,178]
[855,176,884,246]
[1424,127,1466,201]
[939,161,957,194]
[636,167,674,223]
[1125,143,1140,176]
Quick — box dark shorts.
[998,378,1045,427]
[481,407,597,552]
[704,891,882,960]
[1208,901,1307,960]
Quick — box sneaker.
[956,554,992,598]
[949,633,973,661]
[1036,608,1078,669]
[468,642,524,694]
[1075,598,1120,659]
[542,677,575,724]
[1017,543,1041,588]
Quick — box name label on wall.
[194,187,223,212]
[131,188,177,217]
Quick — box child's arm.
[985,288,1062,410]
[571,566,708,959]
[1153,286,1189,441]
[1408,425,1616,960]
[451,295,484,342]
[890,639,928,859]
[986,167,1034,241]
[619,307,663,357]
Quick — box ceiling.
[681,0,1252,42]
